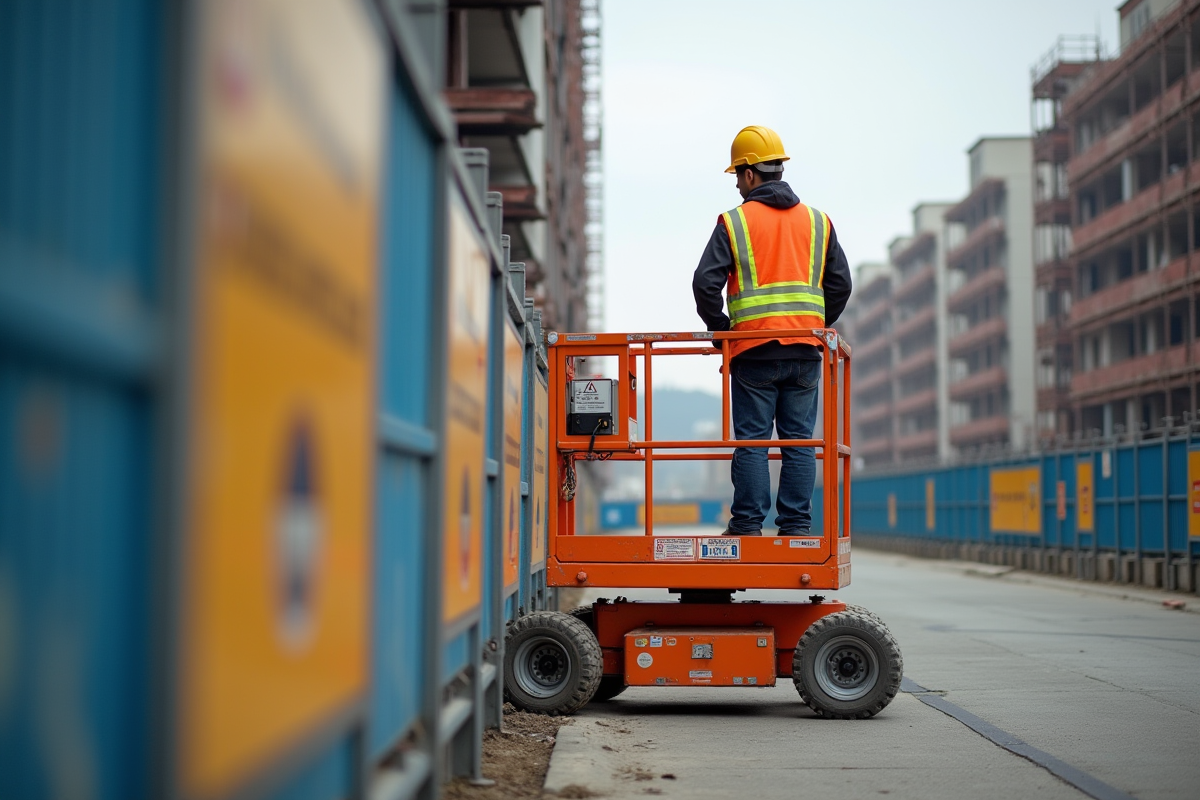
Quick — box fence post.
[1163,420,1173,591]
[1188,413,1196,592]
[1114,426,1124,584]
[1133,424,1142,584]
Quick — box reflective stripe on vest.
[722,204,828,326]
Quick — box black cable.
[587,419,605,455]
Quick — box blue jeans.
[728,358,820,534]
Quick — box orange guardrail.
[545,328,853,592]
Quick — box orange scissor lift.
[503,328,903,719]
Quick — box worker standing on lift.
[693,126,852,536]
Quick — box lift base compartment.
[623,627,776,687]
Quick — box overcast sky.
[599,0,1121,391]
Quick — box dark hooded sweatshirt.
[692,180,852,361]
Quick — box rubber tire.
[793,609,903,719]
[566,605,628,702]
[504,611,602,715]
[843,604,890,630]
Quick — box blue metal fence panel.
[368,68,440,760]
[851,434,1200,564]
[0,363,154,800]
[1168,440,1189,551]
[0,2,163,798]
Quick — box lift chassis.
[503,329,903,719]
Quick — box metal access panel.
[623,627,776,687]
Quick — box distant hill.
[607,387,730,502]
[635,387,722,441]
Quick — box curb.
[543,719,622,797]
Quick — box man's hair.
[736,160,784,181]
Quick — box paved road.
[545,546,1200,800]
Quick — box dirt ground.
[443,705,584,800]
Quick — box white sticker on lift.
[570,379,611,413]
[654,538,696,561]
[637,652,653,668]
[789,538,821,548]
[699,537,740,560]
[689,670,712,679]
[649,636,662,647]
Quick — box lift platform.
[503,328,903,718]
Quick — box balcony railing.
[946,216,1004,268]
[894,387,936,417]
[857,436,894,458]
[892,262,935,305]
[857,400,894,426]
[1070,255,1190,327]
[895,428,937,454]
[891,232,935,269]
[854,367,892,396]
[1072,161,1200,257]
[892,306,935,342]
[893,347,935,379]
[1070,344,1190,399]
[947,266,1006,312]
[444,87,539,134]
[949,414,1009,446]
[946,179,1005,225]
[947,316,1006,357]
[852,333,893,364]
[949,365,1007,401]
[1069,61,1200,183]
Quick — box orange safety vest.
[720,199,829,360]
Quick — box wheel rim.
[512,635,572,698]
[813,634,879,701]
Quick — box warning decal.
[571,379,610,413]
[653,538,696,561]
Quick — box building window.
[1130,2,1151,43]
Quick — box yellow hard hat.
[725,125,790,173]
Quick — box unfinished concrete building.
[445,0,601,331]
[1056,0,1200,435]
[944,137,1037,453]
[1031,37,1103,440]
[890,204,958,462]
[849,262,896,467]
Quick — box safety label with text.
[699,537,739,560]
[689,670,712,679]
[571,380,610,413]
[653,538,696,561]
[788,538,821,548]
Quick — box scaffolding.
[581,0,604,330]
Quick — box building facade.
[945,137,1037,453]
[1031,37,1103,440]
[1055,0,1200,435]
[890,203,957,462]
[444,0,601,331]
[848,262,895,467]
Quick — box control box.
[567,378,618,436]
[623,627,776,687]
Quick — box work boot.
[722,528,760,536]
